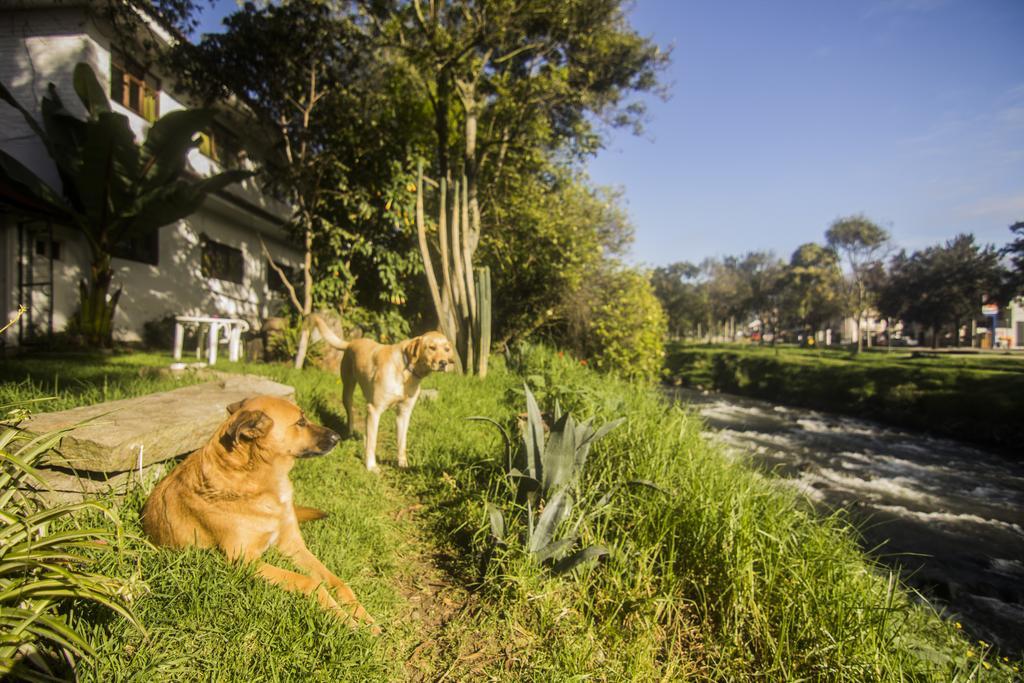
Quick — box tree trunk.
[293,223,315,369]
[78,251,120,347]
[435,70,450,182]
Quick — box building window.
[34,239,61,261]
[197,124,243,168]
[110,54,160,122]
[112,231,159,266]
[267,259,300,296]
[202,238,244,284]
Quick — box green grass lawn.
[3,349,1018,680]
[664,342,1024,451]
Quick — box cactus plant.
[475,266,492,377]
[414,160,493,376]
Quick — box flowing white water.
[670,388,1024,653]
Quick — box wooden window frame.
[112,231,160,266]
[110,53,160,122]
[201,237,245,284]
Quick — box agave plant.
[0,403,144,678]
[473,384,647,574]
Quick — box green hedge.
[664,344,1024,450]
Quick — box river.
[669,388,1024,653]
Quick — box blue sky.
[195,0,1024,267]
[587,0,1024,266]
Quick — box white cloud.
[957,193,1024,220]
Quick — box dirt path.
[383,482,497,681]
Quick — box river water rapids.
[669,388,1024,653]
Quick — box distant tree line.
[653,217,1024,349]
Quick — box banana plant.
[472,384,655,574]
[0,63,251,346]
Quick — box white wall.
[1,4,300,345]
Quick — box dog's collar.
[404,353,426,379]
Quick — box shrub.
[561,267,667,382]
[0,404,143,678]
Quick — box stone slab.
[24,373,294,473]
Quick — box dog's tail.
[311,314,349,350]
[294,505,329,523]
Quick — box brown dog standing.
[141,395,377,632]
[312,315,454,471]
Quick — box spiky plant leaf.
[522,384,545,483]
[533,535,578,564]
[486,504,505,543]
[529,489,573,554]
[541,412,577,494]
[552,545,609,574]
[0,415,143,678]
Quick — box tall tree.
[880,235,1006,347]
[170,0,426,367]
[740,252,786,344]
[651,261,705,338]
[367,0,668,345]
[781,242,844,336]
[0,64,249,346]
[825,214,889,352]
[1001,220,1024,295]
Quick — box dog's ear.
[226,399,249,415]
[227,409,273,443]
[404,336,424,363]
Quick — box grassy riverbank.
[3,350,1017,679]
[664,343,1024,451]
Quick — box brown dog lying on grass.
[141,395,378,633]
[312,315,455,471]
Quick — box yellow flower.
[979,640,988,647]
[967,650,975,657]
[407,182,416,193]
[955,622,962,629]
[982,661,991,670]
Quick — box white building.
[0,0,300,348]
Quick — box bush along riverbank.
[403,344,1013,680]
[663,343,1024,452]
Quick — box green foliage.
[0,404,142,678]
[562,267,667,382]
[781,242,844,332]
[266,316,324,365]
[0,64,249,347]
[826,214,890,352]
[339,306,411,346]
[663,343,1024,449]
[171,1,429,339]
[879,234,1008,344]
[484,169,633,345]
[1003,220,1024,293]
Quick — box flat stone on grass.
[24,373,294,474]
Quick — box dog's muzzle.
[302,428,341,458]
